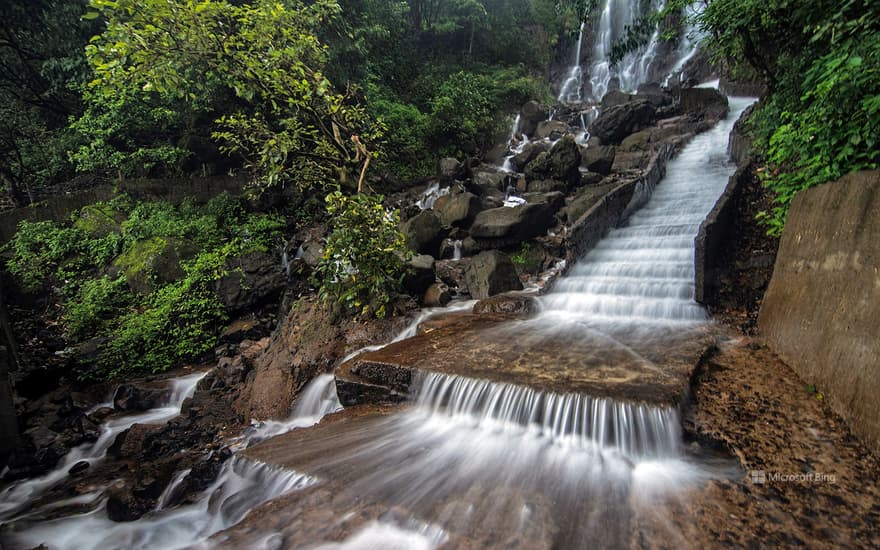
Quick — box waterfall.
[2,374,342,550]
[452,240,462,261]
[0,371,207,519]
[588,0,666,101]
[557,21,586,103]
[540,96,755,330]
[415,372,681,458]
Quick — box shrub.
[315,190,409,318]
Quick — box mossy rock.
[73,204,126,237]
[113,237,188,294]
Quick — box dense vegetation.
[6,193,283,376]
[3,0,878,376]
[658,0,880,233]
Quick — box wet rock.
[580,145,616,175]
[589,99,657,145]
[579,171,605,187]
[402,210,445,257]
[436,258,470,293]
[439,157,462,181]
[214,251,286,313]
[520,100,549,136]
[600,90,634,110]
[524,136,581,187]
[472,169,505,194]
[234,298,399,420]
[566,182,620,224]
[534,120,569,141]
[473,293,539,316]
[464,251,523,299]
[511,141,550,172]
[434,192,481,228]
[528,179,567,193]
[423,283,452,307]
[679,87,728,121]
[470,192,564,246]
[68,460,90,476]
[107,482,152,522]
[402,254,436,297]
[620,128,654,151]
[113,384,167,412]
[108,423,165,459]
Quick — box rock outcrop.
[464,251,523,299]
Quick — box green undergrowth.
[4,192,284,378]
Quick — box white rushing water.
[0,371,207,520]
[588,0,667,101]
[2,374,342,550]
[557,21,586,103]
[540,95,756,329]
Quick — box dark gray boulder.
[470,192,564,247]
[402,254,436,296]
[402,210,445,257]
[525,136,581,187]
[580,144,617,175]
[520,100,549,136]
[589,99,657,144]
[214,251,286,313]
[464,251,523,299]
[434,192,481,228]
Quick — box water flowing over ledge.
[414,372,682,458]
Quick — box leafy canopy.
[83,0,381,189]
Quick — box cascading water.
[1,374,342,549]
[541,95,756,329]
[588,0,666,100]
[0,371,207,519]
[557,21,586,103]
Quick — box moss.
[113,237,183,294]
[73,204,126,237]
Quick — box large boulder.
[113,237,192,294]
[402,254,436,296]
[470,192,564,246]
[534,120,569,141]
[215,251,286,313]
[588,99,657,145]
[471,169,505,193]
[580,144,616,175]
[434,192,481,228]
[464,251,523,299]
[439,157,462,181]
[600,90,634,110]
[679,87,728,121]
[511,141,550,172]
[402,210,445,257]
[524,136,581,187]
[520,100,549,137]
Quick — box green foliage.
[66,275,132,339]
[758,35,880,234]
[6,221,87,291]
[84,0,382,190]
[315,191,409,318]
[5,192,285,376]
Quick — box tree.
[82,0,382,190]
[0,0,97,206]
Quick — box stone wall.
[0,175,246,243]
[758,170,880,453]
[566,144,672,261]
[694,105,755,304]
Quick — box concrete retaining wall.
[759,170,880,452]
